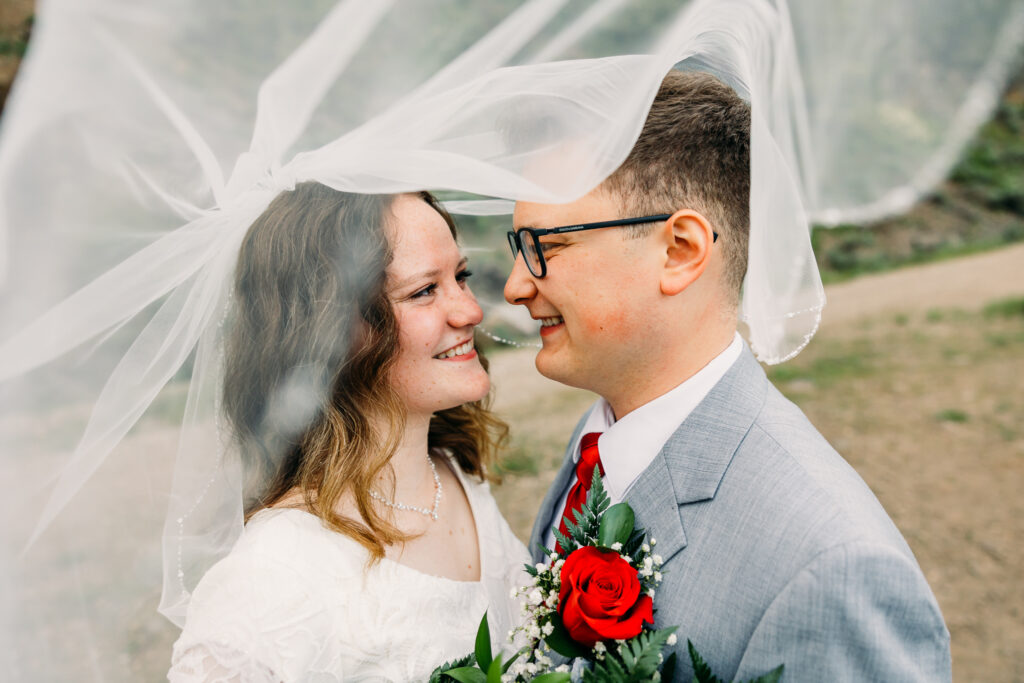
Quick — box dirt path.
[821,243,1024,328]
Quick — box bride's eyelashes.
[410,283,436,299]
[409,269,473,299]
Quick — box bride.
[168,183,529,682]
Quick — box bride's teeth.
[434,340,474,359]
[540,316,563,327]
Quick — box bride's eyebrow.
[390,269,440,291]
[390,258,469,290]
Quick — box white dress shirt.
[543,333,744,549]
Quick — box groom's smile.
[538,316,564,337]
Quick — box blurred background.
[1,0,1022,680]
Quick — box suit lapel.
[528,408,593,562]
[625,453,689,563]
[624,346,769,565]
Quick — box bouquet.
[432,471,783,682]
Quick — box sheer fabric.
[0,0,1020,680]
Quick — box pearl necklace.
[368,455,442,521]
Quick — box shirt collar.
[574,332,744,502]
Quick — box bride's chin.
[464,377,492,404]
[451,371,491,407]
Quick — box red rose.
[558,546,654,646]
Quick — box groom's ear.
[657,209,715,297]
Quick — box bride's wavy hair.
[223,182,507,561]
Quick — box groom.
[504,70,951,681]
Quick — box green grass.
[985,332,1024,348]
[767,345,877,389]
[0,15,32,58]
[935,409,970,423]
[815,230,1024,285]
[496,446,540,476]
[983,296,1024,319]
[952,96,1024,214]
[0,38,27,57]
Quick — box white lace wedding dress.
[168,461,530,682]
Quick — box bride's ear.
[658,210,715,296]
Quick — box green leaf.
[442,667,487,683]
[474,612,492,669]
[622,528,647,559]
[430,653,476,683]
[687,640,724,683]
[567,513,590,548]
[617,628,676,678]
[485,654,503,683]
[553,527,577,555]
[582,653,627,683]
[532,673,572,683]
[501,649,523,674]
[661,652,677,683]
[739,664,784,683]
[598,502,635,547]
[586,468,611,516]
[543,615,589,659]
[553,469,622,558]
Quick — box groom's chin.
[534,347,585,390]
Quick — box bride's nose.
[448,285,483,329]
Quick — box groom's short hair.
[602,69,751,302]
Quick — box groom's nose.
[504,252,537,306]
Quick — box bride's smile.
[432,337,476,360]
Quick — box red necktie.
[555,432,604,554]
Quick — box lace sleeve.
[167,545,334,683]
[168,642,279,683]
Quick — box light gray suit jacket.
[529,345,951,682]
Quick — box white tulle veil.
[0,0,1020,678]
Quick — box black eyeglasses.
[506,214,718,278]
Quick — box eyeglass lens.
[521,231,542,277]
[509,230,544,277]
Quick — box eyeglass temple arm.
[514,214,717,241]
[542,214,672,235]
[544,216,717,241]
